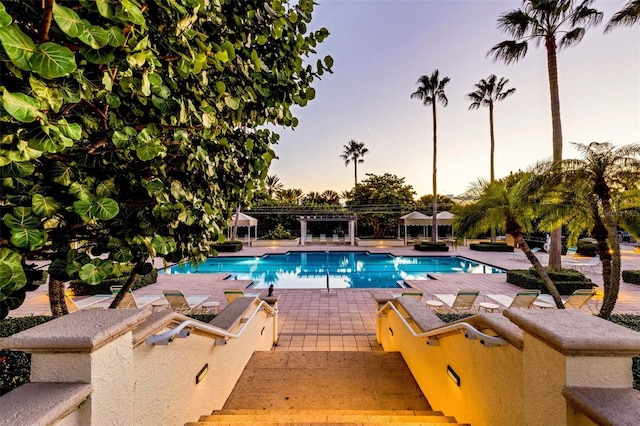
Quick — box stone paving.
[9,242,640,352]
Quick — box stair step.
[188,422,461,426]
[194,413,458,423]
[208,409,446,416]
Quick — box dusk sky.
[268,0,640,198]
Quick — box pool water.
[166,251,504,289]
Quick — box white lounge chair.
[319,234,327,243]
[223,288,261,304]
[484,290,541,311]
[571,255,601,272]
[162,290,210,313]
[111,286,161,308]
[561,246,578,267]
[332,234,340,244]
[426,290,479,313]
[508,247,540,261]
[534,289,596,310]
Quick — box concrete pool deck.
[9,242,640,352]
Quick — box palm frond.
[605,0,640,32]
[497,9,532,38]
[559,27,585,48]
[488,40,528,64]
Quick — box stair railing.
[146,300,277,345]
[378,301,508,347]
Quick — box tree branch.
[39,0,54,43]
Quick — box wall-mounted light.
[388,327,394,336]
[196,363,209,384]
[447,365,460,387]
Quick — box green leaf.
[118,0,146,25]
[77,24,110,49]
[78,260,113,284]
[220,40,235,60]
[30,42,77,79]
[0,24,36,71]
[73,199,93,218]
[215,81,226,95]
[58,120,82,140]
[32,194,61,217]
[53,3,84,38]
[0,161,34,178]
[109,246,133,263]
[1,89,44,123]
[105,27,124,47]
[96,0,115,19]
[0,3,12,27]
[80,46,115,64]
[4,207,40,229]
[90,198,119,220]
[136,142,164,160]
[69,182,92,200]
[151,235,176,255]
[52,163,74,186]
[29,75,63,113]
[106,93,121,108]
[224,96,240,110]
[324,55,334,69]
[10,228,45,249]
[305,87,316,100]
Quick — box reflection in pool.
[166,251,504,289]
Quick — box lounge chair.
[162,290,210,314]
[64,293,113,311]
[507,247,540,261]
[571,255,601,273]
[319,234,327,243]
[306,234,313,243]
[534,289,596,310]
[332,234,340,244]
[223,288,260,304]
[484,290,541,311]
[561,246,578,267]
[426,290,479,313]
[111,286,161,308]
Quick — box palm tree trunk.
[513,235,564,308]
[49,277,68,318]
[489,103,496,243]
[109,259,143,309]
[432,102,438,243]
[354,159,358,186]
[598,194,620,319]
[545,35,564,271]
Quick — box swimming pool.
[166,251,504,289]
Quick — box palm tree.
[340,140,368,186]
[411,69,450,242]
[278,188,303,204]
[554,142,640,318]
[264,175,284,199]
[453,177,564,308]
[605,0,640,32]
[467,74,516,243]
[321,190,341,205]
[488,0,602,270]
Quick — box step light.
[447,365,460,387]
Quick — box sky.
[267,0,640,199]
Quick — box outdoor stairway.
[186,351,468,425]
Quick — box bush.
[622,270,640,285]
[436,313,472,323]
[210,241,243,252]
[69,269,158,296]
[576,241,598,257]
[506,268,595,295]
[608,315,640,390]
[260,224,295,240]
[414,242,449,252]
[470,242,514,252]
[0,316,53,396]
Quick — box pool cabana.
[398,211,431,245]
[228,212,258,245]
[298,215,357,245]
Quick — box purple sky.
[269,0,640,198]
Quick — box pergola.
[398,211,431,245]
[228,212,258,245]
[298,215,358,245]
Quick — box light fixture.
[196,363,209,384]
[447,365,460,387]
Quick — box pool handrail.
[377,300,508,347]
[146,299,277,345]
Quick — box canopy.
[434,211,454,225]
[228,212,258,244]
[398,211,431,246]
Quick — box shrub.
[436,313,472,323]
[260,224,295,240]
[1,316,53,396]
[414,242,449,252]
[69,269,159,296]
[506,268,595,295]
[470,242,514,252]
[609,315,640,391]
[210,241,243,252]
[622,270,640,285]
[576,241,598,257]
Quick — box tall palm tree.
[411,69,450,242]
[453,176,564,308]
[605,0,640,32]
[555,142,640,318]
[488,0,602,270]
[467,74,516,242]
[340,140,368,186]
[264,175,284,199]
[278,188,303,204]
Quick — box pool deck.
[9,242,640,352]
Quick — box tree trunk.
[598,194,620,319]
[514,236,564,308]
[432,102,438,243]
[49,277,68,318]
[109,260,143,309]
[354,158,358,186]
[545,35,564,271]
[231,205,240,241]
[489,102,496,243]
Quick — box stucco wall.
[378,310,524,426]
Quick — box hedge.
[1,316,53,396]
[69,269,159,296]
[506,268,595,295]
[470,242,514,252]
[622,270,640,285]
[210,241,243,252]
[576,241,597,257]
[414,242,449,252]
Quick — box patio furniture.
[110,286,161,309]
[223,288,260,304]
[162,290,210,314]
[64,293,113,311]
[571,255,601,273]
[533,289,596,311]
[332,234,340,244]
[484,290,541,311]
[319,234,327,243]
[507,247,540,261]
[426,290,479,313]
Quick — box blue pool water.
[166,251,504,289]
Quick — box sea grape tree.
[0,0,332,316]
